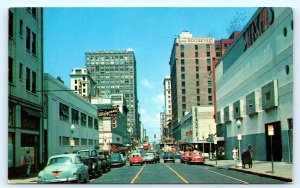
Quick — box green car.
[110,153,125,167]
[37,154,89,184]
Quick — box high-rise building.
[169,31,216,137]
[85,49,139,138]
[8,8,44,177]
[161,76,172,142]
[70,68,96,101]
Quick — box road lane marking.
[130,164,147,184]
[163,164,189,184]
[208,170,249,184]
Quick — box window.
[26,27,31,51]
[89,139,93,145]
[182,89,185,94]
[196,74,199,79]
[59,103,69,121]
[182,81,185,87]
[181,52,184,58]
[9,57,13,83]
[94,118,98,130]
[19,63,23,80]
[195,45,198,50]
[197,96,200,102]
[207,66,211,71]
[197,88,200,94]
[181,59,184,65]
[26,68,30,91]
[208,88,212,94]
[31,71,36,93]
[208,96,213,101]
[266,91,271,100]
[81,139,87,146]
[182,96,186,102]
[32,32,36,55]
[195,59,199,65]
[19,19,23,36]
[207,59,211,65]
[195,52,198,57]
[216,52,221,57]
[9,11,14,37]
[81,113,87,126]
[182,104,186,110]
[88,116,93,128]
[196,66,199,72]
[72,109,79,124]
[206,44,210,51]
[208,80,212,87]
[206,52,210,57]
[32,8,37,18]
[181,74,185,79]
[180,45,184,51]
[181,67,185,72]
[196,81,199,86]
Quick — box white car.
[143,153,156,164]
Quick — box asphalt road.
[90,159,287,184]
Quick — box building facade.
[216,8,293,162]
[169,31,216,141]
[8,8,44,177]
[162,76,172,140]
[70,68,96,102]
[44,74,99,157]
[85,49,139,139]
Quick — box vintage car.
[142,153,156,164]
[148,150,160,163]
[98,150,111,173]
[74,149,103,178]
[180,151,189,163]
[129,153,143,166]
[163,152,175,163]
[37,154,89,184]
[187,151,205,164]
[110,153,126,167]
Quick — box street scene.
[7,5,293,185]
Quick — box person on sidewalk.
[23,151,33,177]
[232,147,238,166]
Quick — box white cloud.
[141,79,154,89]
[152,93,164,111]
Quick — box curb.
[228,167,292,182]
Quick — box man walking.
[24,151,32,177]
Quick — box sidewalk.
[204,160,293,182]
[8,173,38,184]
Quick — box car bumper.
[37,177,78,184]
[111,162,124,166]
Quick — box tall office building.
[8,8,44,177]
[161,76,172,141]
[169,31,216,133]
[85,49,139,138]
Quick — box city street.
[90,159,286,184]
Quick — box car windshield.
[144,153,153,157]
[48,157,72,165]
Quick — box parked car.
[149,150,160,163]
[180,152,189,163]
[37,154,89,184]
[187,151,205,164]
[129,153,143,166]
[143,153,156,164]
[163,152,175,163]
[98,150,111,173]
[110,153,126,167]
[74,149,103,178]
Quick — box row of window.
[8,57,37,93]
[180,51,211,58]
[180,44,211,51]
[9,11,38,56]
[87,54,133,61]
[180,58,211,65]
[59,136,98,146]
[59,103,98,130]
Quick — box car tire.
[130,163,132,166]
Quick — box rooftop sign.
[176,38,215,44]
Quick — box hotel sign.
[243,7,275,51]
[176,38,214,44]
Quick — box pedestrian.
[232,147,238,166]
[247,144,253,158]
[23,151,32,177]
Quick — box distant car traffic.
[187,151,205,164]
[163,152,175,163]
[37,154,89,184]
[110,153,126,167]
[143,153,156,164]
[129,153,143,166]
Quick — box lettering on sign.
[176,38,215,44]
[243,7,275,51]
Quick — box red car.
[129,153,143,166]
[180,151,189,163]
[187,151,205,164]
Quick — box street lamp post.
[70,124,75,153]
[236,119,242,167]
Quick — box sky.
[43,7,257,142]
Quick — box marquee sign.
[243,7,275,51]
[98,108,118,117]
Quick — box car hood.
[39,164,76,179]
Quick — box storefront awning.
[23,108,42,118]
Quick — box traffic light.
[154,133,156,138]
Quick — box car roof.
[49,153,77,159]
